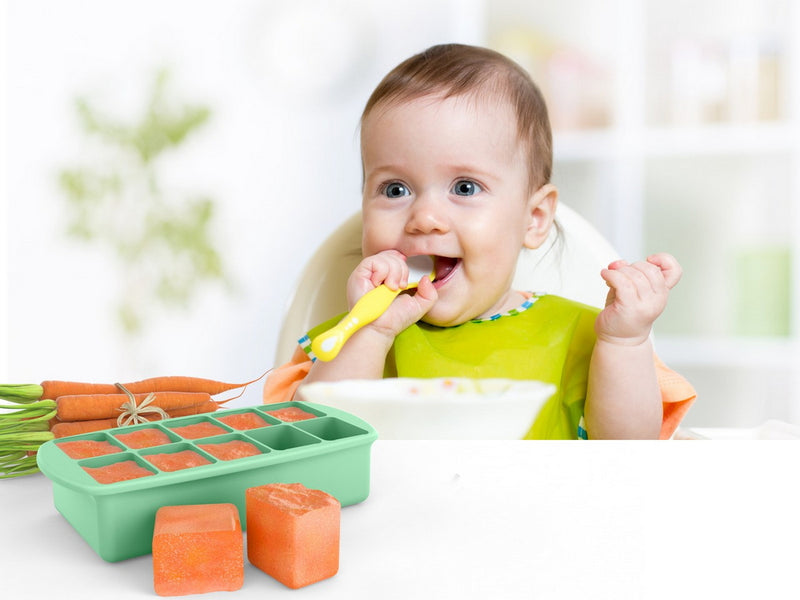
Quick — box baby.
[269,44,695,439]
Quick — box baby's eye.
[452,180,482,196]
[383,182,410,198]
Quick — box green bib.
[305,294,600,439]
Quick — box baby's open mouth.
[432,256,460,284]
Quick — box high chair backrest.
[274,203,621,364]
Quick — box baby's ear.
[523,183,558,249]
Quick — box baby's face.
[361,93,548,326]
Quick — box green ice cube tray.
[36,401,377,562]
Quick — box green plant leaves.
[57,68,229,335]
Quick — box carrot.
[55,391,212,422]
[161,401,221,418]
[50,400,220,438]
[51,420,114,438]
[43,376,252,399]
[0,373,267,402]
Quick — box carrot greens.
[0,399,57,478]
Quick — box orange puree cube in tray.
[83,459,155,484]
[215,411,270,430]
[114,427,173,449]
[266,406,317,422]
[144,449,213,472]
[153,503,244,596]
[246,482,340,589]
[58,439,123,459]
[35,401,375,562]
[197,440,262,461]
[168,421,228,439]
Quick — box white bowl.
[297,378,556,440]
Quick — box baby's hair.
[361,43,553,191]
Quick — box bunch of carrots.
[0,374,264,479]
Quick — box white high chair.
[275,203,620,364]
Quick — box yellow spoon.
[311,255,435,362]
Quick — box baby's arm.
[584,253,682,439]
[300,250,437,386]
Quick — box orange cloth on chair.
[263,346,312,405]
[654,354,697,439]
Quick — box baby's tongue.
[433,256,459,282]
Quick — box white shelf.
[654,335,800,369]
[553,129,616,162]
[555,121,797,162]
[643,122,797,156]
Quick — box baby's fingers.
[602,260,664,305]
[647,253,682,289]
[349,250,407,307]
[601,264,636,298]
[376,276,438,334]
[364,250,408,290]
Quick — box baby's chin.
[418,303,478,328]
[420,290,527,327]
[420,315,463,328]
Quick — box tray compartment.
[259,402,325,422]
[164,416,232,440]
[246,423,321,451]
[139,442,217,472]
[214,408,278,430]
[195,433,270,461]
[112,424,180,449]
[79,453,158,485]
[56,433,126,459]
[294,416,369,441]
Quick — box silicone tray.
[36,401,377,562]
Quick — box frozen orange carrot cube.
[266,406,316,422]
[153,503,244,596]
[197,440,261,461]
[246,483,340,589]
[145,449,212,472]
[114,427,172,449]
[83,460,154,484]
[169,422,227,439]
[58,439,123,459]
[216,412,269,430]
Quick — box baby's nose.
[405,194,449,234]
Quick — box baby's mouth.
[432,256,460,285]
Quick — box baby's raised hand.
[595,253,682,345]
[347,250,437,339]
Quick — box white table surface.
[1,440,798,599]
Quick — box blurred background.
[2,0,798,427]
